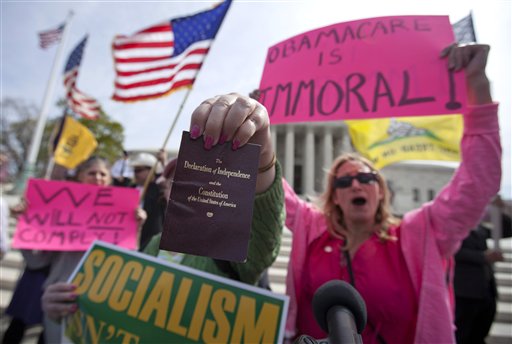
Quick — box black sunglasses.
[334,172,378,189]
[134,167,150,173]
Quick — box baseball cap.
[129,153,163,173]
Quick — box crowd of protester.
[0,42,507,344]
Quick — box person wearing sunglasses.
[282,43,502,344]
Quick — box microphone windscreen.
[312,280,367,333]
[293,335,319,344]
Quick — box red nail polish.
[190,125,201,139]
[232,139,240,150]
[204,136,213,150]
[218,134,228,145]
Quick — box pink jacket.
[283,103,501,343]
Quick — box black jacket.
[454,213,511,299]
[138,181,166,250]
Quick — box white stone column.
[340,123,353,153]
[322,126,333,185]
[333,135,343,157]
[285,125,295,185]
[270,126,277,154]
[303,126,315,195]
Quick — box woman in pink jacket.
[283,43,501,343]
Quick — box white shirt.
[111,158,134,179]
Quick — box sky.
[1,0,510,198]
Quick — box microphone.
[312,280,367,344]
[293,335,330,344]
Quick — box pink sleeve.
[282,177,304,232]
[426,103,502,256]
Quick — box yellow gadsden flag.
[53,116,97,169]
[346,114,463,169]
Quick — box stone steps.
[488,322,512,344]
[498,286,512,302]
[495,261,512,274]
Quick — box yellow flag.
[346,114,463,169]
[53,116,98,169]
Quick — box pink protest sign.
[11,179,140,251]
[259,15,467,124]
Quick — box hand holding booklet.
[159,131,260,262]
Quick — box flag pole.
[44,157,56,180]
[12,11,74,193]
[139,0,233,202]
[139,86,193,202]
[44,107,69,180]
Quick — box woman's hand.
[9,198,28,219]
[248,89,261,101]
[156,148,167,168]
[484,249,504,264]
[441,43,492,105]
[135,208,147,227]
[42,282,78,322]
[189,93,276,193]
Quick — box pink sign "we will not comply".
[11,179,140,251]
[259,15,467,124]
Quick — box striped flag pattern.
[63,36,101,119]
[38,24,64,49]
[112,0,231,102]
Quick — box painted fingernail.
[204,136,214,150]
[232,139,240,151]
[190,125,201,139]
[218,134,228,145]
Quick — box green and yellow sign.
[64,242,288,343]
[347,114,462,169]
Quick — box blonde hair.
[74,156,112,184]
[317,153,399,250]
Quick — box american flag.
[112,0,232,102]
[64,36,101,119]
[452,13,477,44]
[38,23,64,49]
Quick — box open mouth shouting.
[351,196,368,206]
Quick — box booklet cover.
[159,131,261,262]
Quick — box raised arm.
[185,93,284,284]
[422,44,501,255]
[231,161,284,284]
